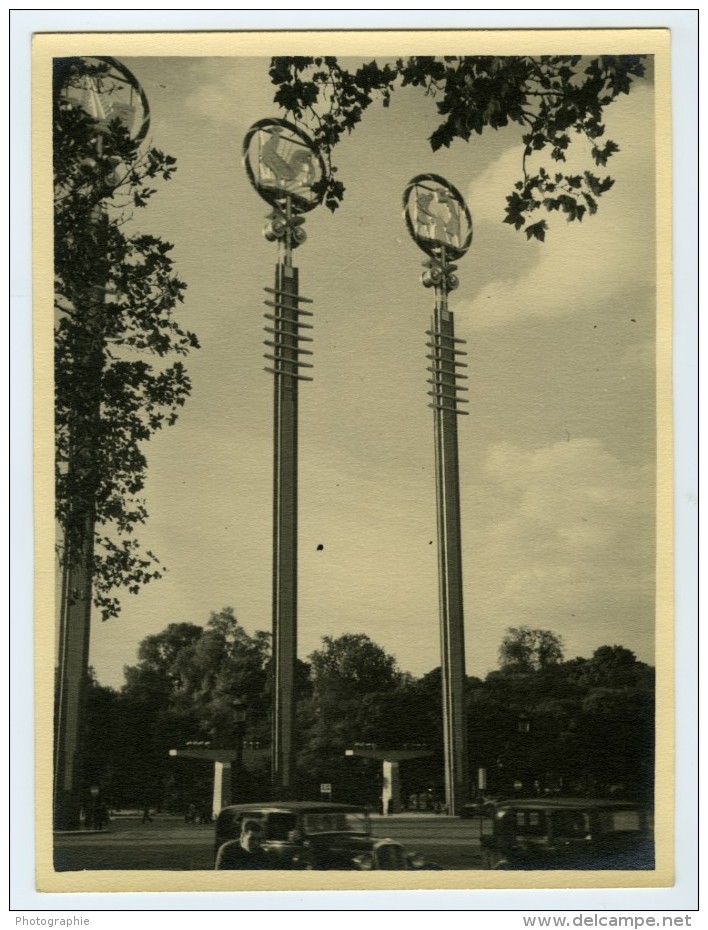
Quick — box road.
[53,814,492,872]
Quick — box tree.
[116,610,274,809]
[170,608,272,748]
[269,55,646,239]
[498,626,565,672]
[297,634,402,796]
[127,622,205,686]
[54,57,199,620]
[81,670,120,803]
[308,633,400,703]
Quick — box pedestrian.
[142,804,152,824]
[215,820,272,870]
[94,800,107,831]
[200,804,212,824]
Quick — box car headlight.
[352,853,374,871]
[407,852,426,869]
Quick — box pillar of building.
[382,760,401,814]
[345,746,432,815]
[212,761,233,816]
[169,747,237,818]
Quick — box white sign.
[320,783,332,793]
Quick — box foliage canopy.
[269,55,647,240]
[83,617,653,809]
[54,58,199,619]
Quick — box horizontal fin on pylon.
[427,378,469,391]
[426,366,468,379]
[427,390,469,403]
[428,402,469,415]
[264,366,314,382]
[263,299,314,316]
[263,342,313,355]
[425,329,466,344]
[264,329,314,343]
[264,313,314,329]
[425,344,468,356]
[264,353,313,367]
[426,354,468,367]
[264,287,313,304]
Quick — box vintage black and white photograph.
[34,28,673,892]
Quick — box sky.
[73,53,658,690]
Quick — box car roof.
[493,797,646,811]
[219,801,368,815]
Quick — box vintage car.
[480,798,654,870]
[214,801,431,870]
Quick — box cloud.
[464,437,655,671]
[181,58,275,128]
[458,83,656,330]
[183,84,241,124]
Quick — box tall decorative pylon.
[243,118,324,797]
[54,57,150,831]
[403,174,473,816]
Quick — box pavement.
[55,809,462,834]
[53,810,488,871]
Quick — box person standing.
[215,820,272,870]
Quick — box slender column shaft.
[431,291,469,816]
[54,514,95,829]
[54,222,106,831]
[271,261,299,797]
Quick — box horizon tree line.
[77,611,654,814]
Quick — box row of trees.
[81,612,654,812]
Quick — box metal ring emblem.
[243,118,325,213]
[403,173,473,261]
[55,56,151,145]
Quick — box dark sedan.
[481,797,654,870]
[214,801,430,870]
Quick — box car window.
[217,810,261,837]
[265,812,298,840]
[303,811,369,834]
[551,810,590,838]
[511,810,546,836]
[597,809,642,833]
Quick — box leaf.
[429,121,456,151]
[525,220,547,241]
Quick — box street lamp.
[516,712,534,794]
[403,174,473,817]
[242,118,325,798]
[53,57,150,833]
